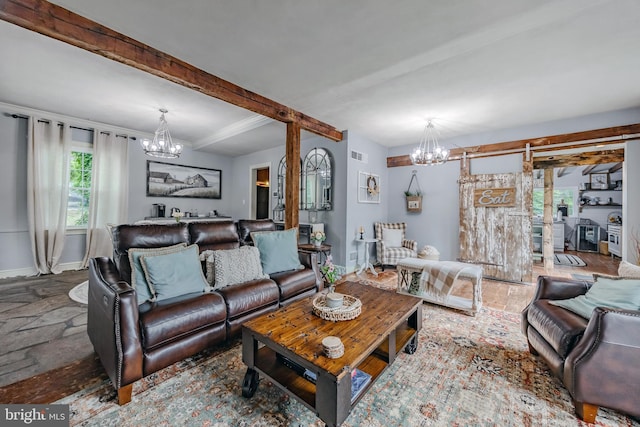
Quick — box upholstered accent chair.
[374,222,417,270]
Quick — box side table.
[298,243,332,265]
[355,238,378,276]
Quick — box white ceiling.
[1,0,639,156]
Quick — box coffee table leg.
[242,368,259,398]
[404,335,418,354]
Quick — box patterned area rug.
[57,294,637,425]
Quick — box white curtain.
[27,118,71,274]
[82,132,129,267]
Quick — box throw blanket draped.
[420,261,482,301]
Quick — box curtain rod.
[16,115,135,139]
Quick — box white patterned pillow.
[204,246,269,289]
[619,260,640,279]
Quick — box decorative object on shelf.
[171,211,184,222]
[410,120,449,166]
[590,172,609,190]
[405,170,422,213]
[140,109,182,158]
[359,225,364,240]
[312,293,362,322]
[311,230,326,246]
[322,336,344,359]
[357,171,381,203]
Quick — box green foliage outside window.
[532,188,574,217]
[67,151,92,227]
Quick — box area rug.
[56,304,637,426]
[68,281,88,304]
[554,254,587,267]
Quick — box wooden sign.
[473,187,516,208]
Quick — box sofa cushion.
[141,244,210,301]
[202,246,268,289]
[549,275,640,319]
[527,299,588,358]
[138,292,227,350]
[237,219,276,245]
[128,243,187,304]
[216,279,279,319]
[251,228,303,274]
[188,221,240,251]
[270,268,318,301]
[619,260,640,279]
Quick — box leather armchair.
[521,275,640,422]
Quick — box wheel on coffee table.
[242,368,259,398]
[404,335,418,354]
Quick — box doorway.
[250,164,271,219]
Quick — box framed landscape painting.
[147,161,221,199]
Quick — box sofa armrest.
[88,257,143,392]
[563,307,640,418]
[298,251,323,290]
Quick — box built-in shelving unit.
[578,187,622,213]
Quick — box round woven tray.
[312,294,362,322]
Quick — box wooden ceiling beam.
[387,123,640,167]
[0,0,343,142]
[533,149,624,169]
[609,162,623,173]
[581,165,598,175]
[556,167,568,177]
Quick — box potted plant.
[310,230,326,247]
[404,190,422,213]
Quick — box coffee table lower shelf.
[242,321,419,426]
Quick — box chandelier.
[140,109,182,158]
[410,120,449,166]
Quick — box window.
[66,144,93,228]
[532,187,575,217]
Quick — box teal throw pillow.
[140,244,210,302]
[128,243,187,304]
[251,228,303,275]
[549,275,640,319]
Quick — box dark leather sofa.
[521,275,640,423]
[88,219,321,405]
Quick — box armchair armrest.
[402,239,417,252]
[87,257,143,397]
[521,275,592,336]
[563,307,640,418]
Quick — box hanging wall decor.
[358,171,380,203]
[405,170,422,212]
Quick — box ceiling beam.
[609,162,623,173]
[387,123,640,167]
[0,0,343,142]
[533,149,624,169]
[581,165,598,175]
[556,167,568,178]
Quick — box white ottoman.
[396,257,482,316]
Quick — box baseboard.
[0,261,85,279]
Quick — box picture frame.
[147,160,222,199]
[590,172,609,190]
[357,171,380,203]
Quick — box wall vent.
[350,150,368,163]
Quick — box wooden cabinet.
[532,222,564,259]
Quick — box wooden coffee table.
[241,281,422,427]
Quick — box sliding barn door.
[459,172,533,283]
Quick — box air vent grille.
[350,150,368,163]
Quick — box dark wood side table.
[298,243,332,265]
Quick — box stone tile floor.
[0,269,91,387]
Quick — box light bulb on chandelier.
[410,120,449,166]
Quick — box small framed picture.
[590,173,609,190]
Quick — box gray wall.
[2,105,639,277]
[623,140,640,263]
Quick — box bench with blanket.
[396,257,483,316]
